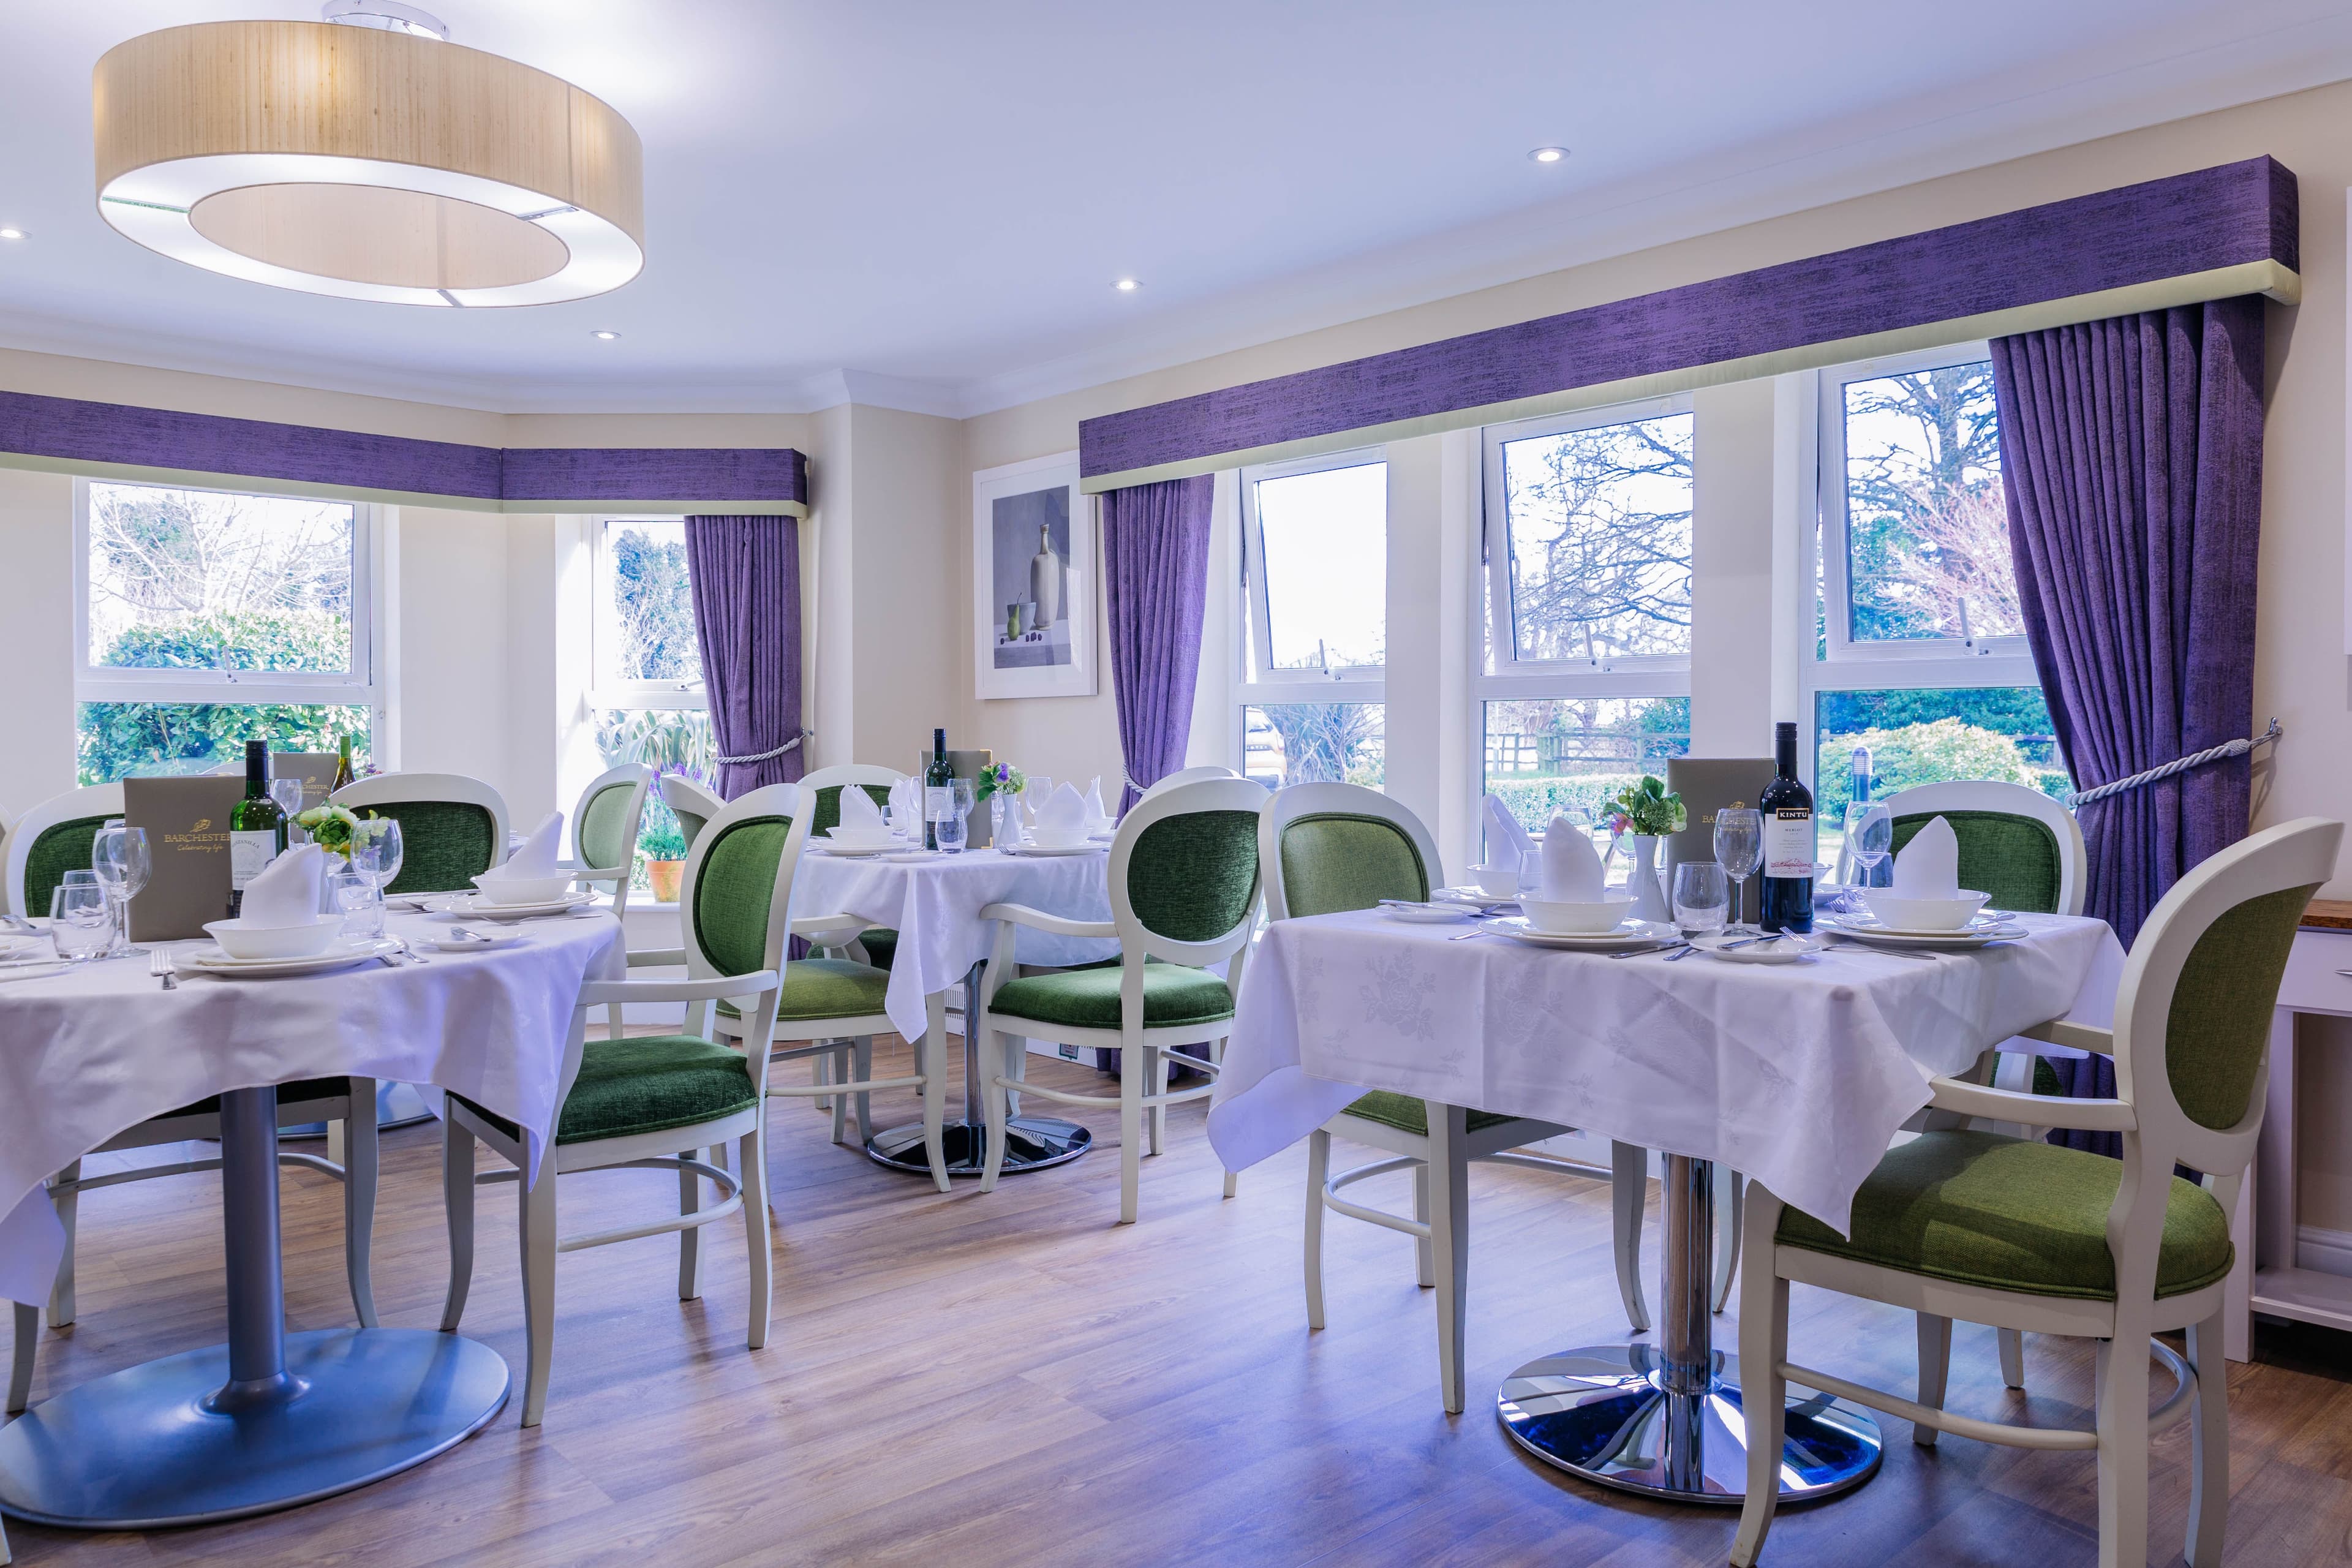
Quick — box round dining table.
[0,907,622,1531]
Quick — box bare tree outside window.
[86,483,354,671]
[1499,412,1692,663]
[604,519,702,685]
[1841,362,2018,642]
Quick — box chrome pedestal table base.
[0,1088,510,1529]
[867,962,1092,1177]
[1497,1154,1882,1504]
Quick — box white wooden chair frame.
[329,771,513,883]
[975,777,1265,1223]
[658,772,729,852]
[562,763,654,1040]
[4,783,124,922]
[1733,815,2342,1568]
[440,785,797,1427]
[1139,764,1243,801]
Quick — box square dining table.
[1210,908,2123,1506]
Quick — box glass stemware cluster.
[332,818,405,936]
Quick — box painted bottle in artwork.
[1028,523,1064,630]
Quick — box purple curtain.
[685,514,806,799]
[1102,476,1215,816]
[1989,296,2266,1153]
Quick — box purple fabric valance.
[1079,157,2297,486]
[0,388,808,513]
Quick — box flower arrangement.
[974,761,1027,802]
[295,802,365,855]
[1603,775,1687,838]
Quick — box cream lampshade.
[92,20,644,307]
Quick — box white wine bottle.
[1028,523,1063,631]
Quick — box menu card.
[122,775,246,941]
[1664,757,1774,911]
[273,752,340,810]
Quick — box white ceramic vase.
[1625,834,1673,924]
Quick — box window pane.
[1481,697,1689,839]
[1840,363,2018,643]
[605,519,702,685]
[1253,463,1384,674]
[86,483,355,673]
[596,707,718,884]
[1812,687,2067,850]
[77,702,370,786]
[1499,413,1692,663]
[1244,703,1384,790]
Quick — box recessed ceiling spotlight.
[0,228,24,241]
[1113,277,1141,292]
[1529,146,1569,164]
[590,329,620,340]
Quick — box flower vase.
[990,793,1014,849]
[1625,834,1673,924]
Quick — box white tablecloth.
[0,910,624,1307]
[1208,911,2124,1234]
[795,847,1119,1042]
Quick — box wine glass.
[939,778,975,853]
[1845,802,1894,889]
[1672,861,1729,939]
[1714,807,1763,930]
[1024,774,1054,826]
[91,824,151,956]
[356,817,405,898]
[50,875,112,962]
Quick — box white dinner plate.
[809,842,899,858]
[998,843,1102,858]
[1494,918,1678,952]
[1381,902,1472,924]
[425,889,598,921]
[0,937,47,963]
[177,938,396,978]
[1819,914,2024,951]
[1693,932,1823,965]
[429,928,529,952]
[879,850,943,864]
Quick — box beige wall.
[0,469,76,819]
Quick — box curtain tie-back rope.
[715,729,812,767]
[2067,719,2280,808]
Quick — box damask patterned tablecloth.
[1208,910,2122,1233]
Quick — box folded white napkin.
[1537,812,1608,902]
[1890,815,1961,898]
[1036,781,1088,834]
[243,843,326,927]
[1482,794,1539,870]
[488,811,564,878]
[1082,777,1110,827]
[837,785,884,832]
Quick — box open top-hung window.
[1477,396,1694,842]
[1807,345,2065,850]
[1238,451,1386,789]
[74,478,374,785]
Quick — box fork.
[150,948,177,990]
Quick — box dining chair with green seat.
[1732,815,2342,1568]
[328,771,510,895]
[1262,781,1648,1414]
[794,764,905,971]
[438,784,798,1427]
[561,763,654,1039]
[975,776,1264,1224]
[4,783,381,1413]
[658,772,727,854]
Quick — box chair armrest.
[1925,1075,2138,1132]
[979,902,1117,939]
[579,970,775,1008]
[625,946,689,967]
[570,864,631,884]
[2015,1019,2116,1057]
[791,913,870,941]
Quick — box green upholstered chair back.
[369,801,499,894]
[2162,883,2318,1131]
[20,815,111,919]
[680,782,806,985]
[1123,808,1261,944]
[578,780,642,871]
[809,783,892,839]
[1891,810,2064,914]
[1276,813,1430,917]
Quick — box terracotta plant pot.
[646,859,685,903]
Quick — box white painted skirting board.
[2296,1224,2352,1276]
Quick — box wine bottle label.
[228,830,279,889]
[925,786,952,821]
[1763,809,1814,878]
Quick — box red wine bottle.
[923,729,952,851]
[1760,721,1814,933]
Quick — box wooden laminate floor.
[9,1036,2352,1567]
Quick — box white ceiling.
[2,1,2350,418]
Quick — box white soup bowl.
[470,873,577,906]
[203,914,343,960]
[1471,864,1520,899]
[1860,888,1990,931]
[1519,894,1635,935]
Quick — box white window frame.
[1799,344,2044,785]
[72,476,380,713]
[1479,390,1696,693]
[589,513,706,712]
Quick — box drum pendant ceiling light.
[91,13,644,307]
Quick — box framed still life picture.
[973,451,1097,700]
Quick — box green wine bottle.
[924,728,952,851]
[227,740,285,918]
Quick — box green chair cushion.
[366,800,499,895]
[692,815,792,979]
[855,929,897,970]
[1890,811,2063,914]
[1278,813,1428,917]
[1342,1091,1518,1137]
[21,815,113,919]
[578,781,639,872]
[715,957,890,1023]
[1126,809,1260,943]
[460,1035,755,1146]
[1776,1129,2233,1301]
[988,962,1235,1031]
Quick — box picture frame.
[973,450,1096,700]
